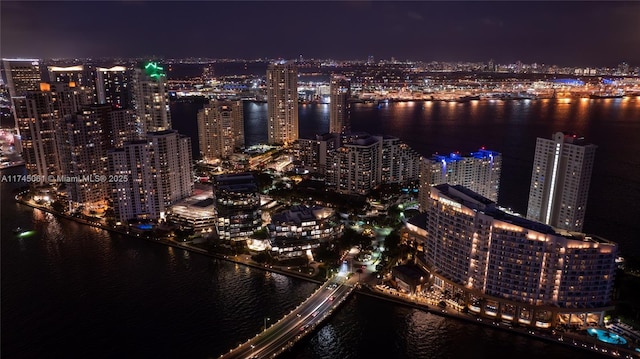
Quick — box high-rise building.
[197,100,244,163]
[133,62,171,133]
[213,173,261,241]
[418,149,501,210]
[148,130,193,207]
[108,140,156,223]
[380,135,421,185]
[404,184,617,327]
[329,75,350,133]
[57,105,110,207]
[2,58,42,99]
[526,132,596,232]
[326,134,381,195]
[108,130,193,223]
[13,91,60,181]
[107,108,140,149]
[325,133,420,195]
[266,62,298,145]
[48,64,96,104]
[96,65,133,109]
[296,133,341,175]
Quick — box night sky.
[2,1,639,66]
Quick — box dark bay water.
[3,97,638,359]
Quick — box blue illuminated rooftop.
[431,148,500,163]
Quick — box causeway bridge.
[219,275,356,359]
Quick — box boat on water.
[13,227,23,234]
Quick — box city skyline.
[2,1,640,67]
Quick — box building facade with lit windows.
[47,64,96,104]
[527,132,596,232]
[107,130,193,224]
[96,65,133,109]
[325,133,420,195]
[380,135,421,185]
[2,58,42,99]
[197,100,244,163]
[133,62,172,133]
[418,149,501,211]
[13,90,61,182]
[403,184,617,329]
[266,62,298,145]
[326,134,382,195]
[329,75,350,133]
[266,205,341,241]
[212,173,261,241]
[296,133,341,175]
[58,105,111,207]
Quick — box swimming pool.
[136,224,153,230]
[587,328,627,345]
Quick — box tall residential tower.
[418,149,502,211]
[329,75,350,133]
[266,62,298,145]
[133,62,171,133]
[526,132,596,232]
[197,100,244,163]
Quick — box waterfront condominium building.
[267,205,340,241]
[526,132,597,232]
[404,184,617,328]
[57,105,110,207]
[212,173,261,241]
[266,62,298,145]
[326,134,382,195]
[325,133,421,195]
[14,83,91,182]
[197,100,244,163]
[13,90,60,182]
[133,62,172,133]
[296,133,341,175]
[329,75,350,133]
[96,65,133,109]
[108,130,193,223]
[418,149,501,211]
[380,135,422,185]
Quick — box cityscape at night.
[2,2,640,359]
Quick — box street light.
[251,344,255,357]
[264,317,271,330]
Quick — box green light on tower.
[144,62,165,79]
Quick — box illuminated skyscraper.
[96,65,132,109]
[326,135,382,195]
[13,91,60,181]
[526,132,596,232]
[197,100,244,163]
[48,64,96,104]
[418,149,502,211]
[58,105,110,207]
[2,58,42,98]
[108,130,193,223]
[297,133,341,175]
[133,62,171,132]
[266,62,298,145]
[329,75,350,133]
